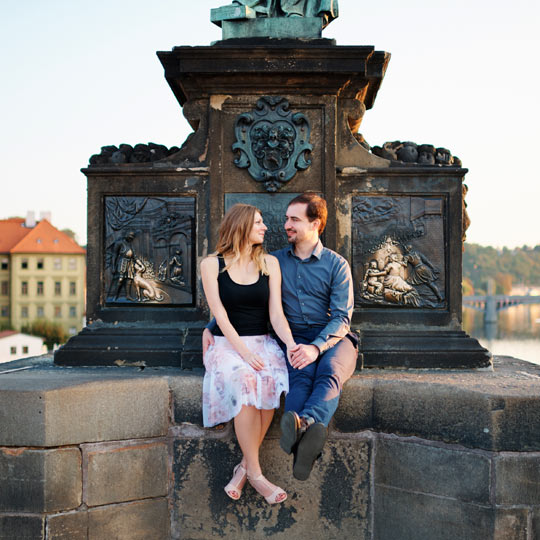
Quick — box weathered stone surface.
[332,378,373,432]
[171,436,371,540]
[493,509,528,540]
[0,371,170,446]
[88,498,169,540]
[168,373,203,425]
[532,507,540,540]
[374,486,496,540]
[374,436,491,504]
[495,454,540,505]
[47,511,88,540]
[0,515,45,539]
[84,441,168,506]
[0,448,81,512]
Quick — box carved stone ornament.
[233,96,313,192]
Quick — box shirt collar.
[287,239,324,260]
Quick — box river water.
[463,303,540,365]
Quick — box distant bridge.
[463,295,540,323]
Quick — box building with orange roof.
[0,214,86,339]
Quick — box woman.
[200,204,295,505]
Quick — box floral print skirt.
[202,334,289,428]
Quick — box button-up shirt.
[273,240,354,354]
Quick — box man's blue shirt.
[272,241,354,353]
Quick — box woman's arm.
[266,255,296,353]
[200,256,264,370]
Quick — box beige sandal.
[224,463,247,500]
[248,474,287,504]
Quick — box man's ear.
[312,219,321,232]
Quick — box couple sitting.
[200,193,357,505]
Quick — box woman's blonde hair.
[213,203,268,275]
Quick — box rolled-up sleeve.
[311,258,354,354]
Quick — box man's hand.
[202,328,215,355]
[289,344,319,369]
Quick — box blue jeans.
[279,327,358,426]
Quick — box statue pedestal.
[55,38,489,369]
[221,16,324,39]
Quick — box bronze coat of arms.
[233,96,313,192]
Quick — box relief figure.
[403,244,443,301]
[110,231,137,300]
[169,250,186,286]
[382,253,420,307]
[133,259,164,302]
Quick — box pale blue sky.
[2,0,539,247]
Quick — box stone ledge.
[0,370,170,447]
[1,357,539,452]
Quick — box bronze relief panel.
[104,196,195,305]
[352,195,446,309]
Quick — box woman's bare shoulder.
[264,254,280,271]
[200,255,219,273]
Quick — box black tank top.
[213,255,270,336]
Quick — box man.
[203,194,357,480]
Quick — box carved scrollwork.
[233,96,313,192]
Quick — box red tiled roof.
[0,218,31,254]
[0,330,18,339]
[10,219,85,255]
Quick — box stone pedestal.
[54,38,489,369]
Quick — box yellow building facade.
[0,218,86,336]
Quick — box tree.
[21,320,68,350]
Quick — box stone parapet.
[0,356,539,539]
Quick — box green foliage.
[21,320,68,350]
[463,243,540,293]
[0,322,14,331]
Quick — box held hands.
[289,344,319,370]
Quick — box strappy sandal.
[224,463,247,500]
[248,474,287,504]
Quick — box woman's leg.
[234,405,263,477]
[239,408,274,470]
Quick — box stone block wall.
[1,357,540,539]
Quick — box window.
[69,306,77,318]
[37,306,44,318]
[54,281,61,296]
[21,281,28,295]
[37,259,44,269]
[68,258,77,270]
[10,346,16,355]
[53,258,62,270]
[21,259,29,269]
[21,306,29,318]
[1,306,8,317]
[1,281,7,296]
[22,346,29,354]
[69,281,76,295]
[54,306,62,318]
[1,259,7,270]
[37,281,44,295]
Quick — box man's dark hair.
[288,193,328,235]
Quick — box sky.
[1,0,539,248]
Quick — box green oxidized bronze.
[232,96,312,192]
